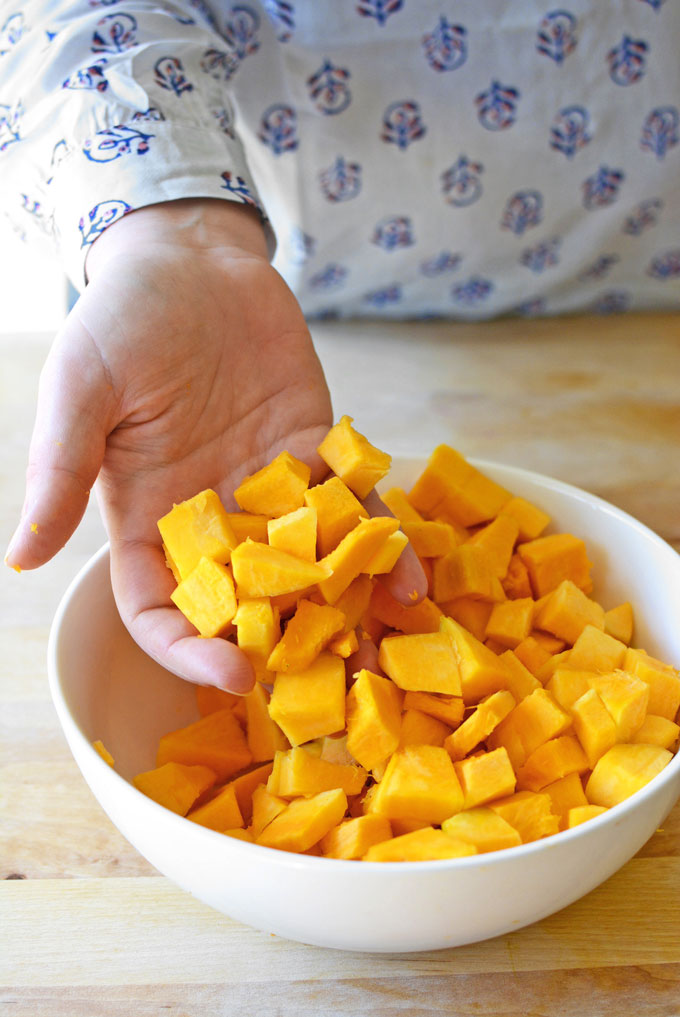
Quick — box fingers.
[110,537,255,694]
[362,490,429,606]
[5,315,115,571]
[345,632,384,682]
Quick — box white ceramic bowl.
[48,459,680,953]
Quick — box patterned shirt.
[1,0,679,319]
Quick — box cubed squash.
[250,784,288,838]
[268,652,346,746]
[256,787,348,853]
[234,450,311,517]
[566,805,609,828]
[133,762,216,816]
[533,580,605,645]
[603,602,634,645]
[517,533,592,597]
[225,511,269,544]
[233,597,281,682]
[441,807,522,853]
[317,415,392,499]
[170,557,238,638]
[267,598,345,673]
[157,488,237,581]
[267,746,366,798]
[368,745,464,825]
[570,688,617,768]
[515,735,589,792]
[398,709,451,748]
[303,476,368,557]
[320,814,393,860]
[245,682,289,762]
[369,583,442,635]
[566,624,627,672]
[623,649,680,721]
[345,669,403,770]
[186,781,244,831]
[156,709,252,781]
[401,519,461,558]
[542,771,589,829]
[318,516,400,604]
[444,690,516,761]
[499,496,551,542]
[497,650,541,701]
[453,746,517,808]
[363,827,477,862]
[267,506,317,562]
[586,743,672,807]
[632,714,680,750]
[467,513,519,578]
[362,530,409,576]
[231,540,330,598]
[378,631,461,695]
[401,690,465,728]
[586,670,649,741]
[489,791,559,843]
[407,445,511,527]
[432,544,501,603]
[439,616,511,703]
[484,598,535,649]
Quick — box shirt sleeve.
[0,1,274,290]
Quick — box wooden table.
[2,314,680,1015]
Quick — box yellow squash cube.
[346,668,403,770]
[170,557,238,638]
[231,540,330,598]
[267,746,366,798]
[256,788,348,853]
[267,505,318,562]
[133,762,216,816]
[453,746,517,808]
[268,652,346,746]
[321,814,393,860]
[267,598,345,673]
[234,450,311,517]
[441,807,522,853]
[378,631,461,695]
[368,745,464,825]
[586,743,672,807]
[317,415,392,499]
[157,488,237,581]
[317,515,400,604]
[363,827,477,862]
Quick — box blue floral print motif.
[519,237,561,272]
[422,18,467,72]
[441,155,484,207]
[550,105,591,158]
[258,103,298,153]
[0,100,22,151]
[20,193,53,235]
[91,13,138,54]
[579,254,619,280]
[420,251,461,276]
[372,215,414,250]
[212,107,235,137]
[536,10,578,64]
[592,290,630,313]
[319,156,362,202]
[309,263,349,290]
[46,137,71,183]
[79,199,131,247]
[637,0,665,8]
[451,276,493,306]
[622,197,663,235]
[501,191,543,235]
[201,48,240,81]
[381,101,426,149]
[223,5,260,59]
[641,107,679,159]
[607,36,648,86]
[83,124,153,162]
[475,81,520,131]
[363,284,402,306]
[0,12,24,56]
[648,249,680,279]
[263,0,295,42]
[154,56,193,95]
[356,0,403,27]
[63,60,109,92]
[582,166,624,209]
[288,226,316,264]
[220,171,259,207]
[131,107,165,123]
[308,61,351,115]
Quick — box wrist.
[85,198,270,282]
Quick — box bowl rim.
[47,458,680,873]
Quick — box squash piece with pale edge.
[233,597,280,681]
[304,476,368,557]
[256,787,348,852]
[367,745,464,825]
[441,807,522,853]
[186,781,244,831]
[267,506,317,562]
[364,827,477,862]
[170,557,237,638]
[321,814,393,860]
[231,540,330,598]
[267,746,367,798]
[133,762,216,816]
[317,515,399,604]
[345,668,403,770]
[317,415,391,499]
[234,451,311,517]
[586,743,672,807]
[158,488,238,581]
[156,708,252,782]
[440,616,511,703]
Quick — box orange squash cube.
[317,415,392,499]
[267,505,317,562]
[408,445,511,527]
[603,602,634,645]
[441,597,493,642]
[497,650,541,701]
[368,745,464,825]
[453,746,517,808]
[501,553,534,600]
[170,557,238,638]
[369,583,442,635]
[441,807,522,853]
[363,827,476,862]
[432,544,501,603]
[267,598,345,673]
[542,771,589,829]
[566,804,608,828]
[234,450,311,517]
[398,709,451,748]
[467,513,519,578]
[533,580,605,645]
[566,624,627,672]
[444,690,516,761]
[484,597,534,649]
[517,532,593,597]
[156,708,252,781]
[231,540,330,598]
[570,688,617,768]
[401,690,465,728]
[303,476,368,557]
[545,668,592,712]
[439,616,511,703]
[378,631,461,695]
[225,511,269,544]
[586,743,672,807]
[632,714,680,750]
[379,486,424,524]
[512,634,553,676]
[587,670,649,741]
[487,688,571,770]
[186,781,244,831]
[233,597,280,682]
[195,684,242,716]
[226,762,275,824]
[401,519,461,558]
[516,735,589,792]
[489,790,559,843]
[318,515,399,604]
[157,488,238,581]
[133,762,216,816]
[328,629,359,658]
[499,496,551,542]
[250,784,288,838]
[245,682,289,762]
[333,574,374,632]
[267,746,366,798]
[268,652,346,746]
[346,669,403,770]
[362,530,409,576]
[623,649,680,721]
[256,787,348,853]
[320,814,393,860]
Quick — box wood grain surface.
[2,316,679,1017]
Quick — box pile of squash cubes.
[125,416,680,861]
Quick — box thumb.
[5,315,116,570]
